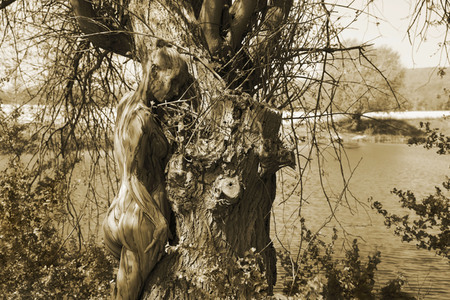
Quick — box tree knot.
[208,175,242,210]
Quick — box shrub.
[375,123,449,261]
[321,239,381,300]
[372,179,449,261]
[275,224,406,299]
[0,160,115,298]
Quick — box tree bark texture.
[141,93,294,299]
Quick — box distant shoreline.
[360,110,450,120]
[281,110,449,145]
[1,104,449,140]
[0,103,116,125]
[282,110,450,123]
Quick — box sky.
[336,0,449,69]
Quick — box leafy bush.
[275,223,407,299]
[277,218,326,298]
[380,276,415,300]
[0,106,39,156]
[372,179,449,261]
[0,159,115,298]
[321,239,381,300]
[375,123,449,261]
[407,121,449,155]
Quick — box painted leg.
[116,247,143,300]
[115,243,162,300]
[103,186,128,259]
[103,204,122,259]
[115,205,167,300]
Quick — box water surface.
[271,143,449,298]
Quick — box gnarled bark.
[142,93,294,299]
[125,1,294,297]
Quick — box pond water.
[271,143,449,299]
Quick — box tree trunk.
[127,1,294,298]
[142,93,294,298]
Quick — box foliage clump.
[321,239,381,300]
[380,276,416,300]
[372,179,449,261]
[0,159,115,299]
[374,123,449,261]
[408,121,450,155]
[0,105,39,156]
[276,222,410,299]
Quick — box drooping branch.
[70,0,133,58]
[294,44,370,54]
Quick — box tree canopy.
[330,43,406,114]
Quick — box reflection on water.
[272,143,449,299]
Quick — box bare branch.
[359,50,401,109]
[294,44,370,54]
